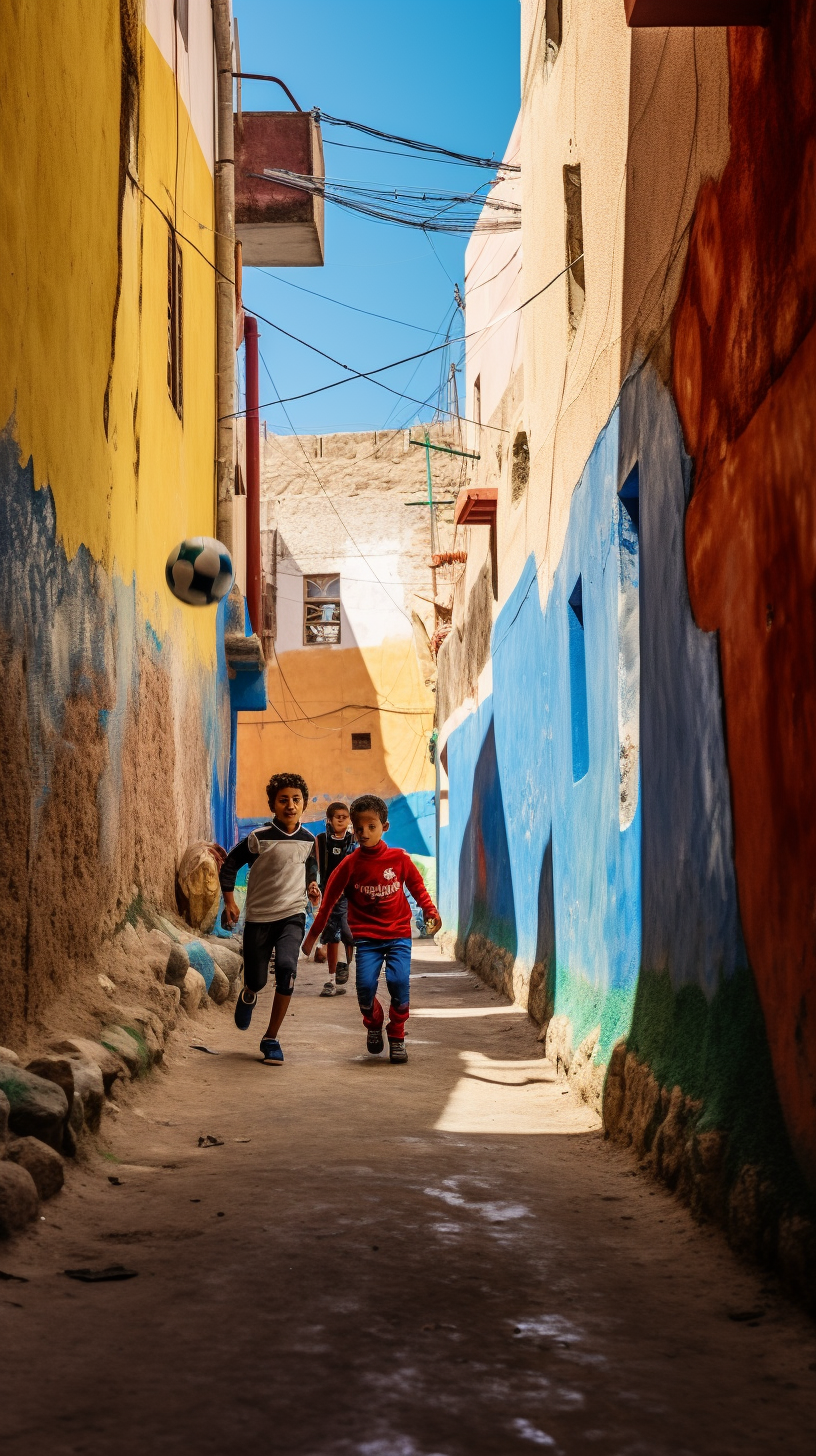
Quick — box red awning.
[454,488,498,527]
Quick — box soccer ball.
[165,537,234,606]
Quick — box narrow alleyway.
[2,946,815,1456]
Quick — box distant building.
[234,425,462,856]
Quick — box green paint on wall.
[629,966,814,1215]
[554,965,636,1062]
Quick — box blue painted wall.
[441,364,746,1061]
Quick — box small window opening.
[473,375,481,436]
[176,0,189,50]
[303,573,341,646]
[618,465,640,830]
[545,0,562,69]
[563,164,585,342]
[568,575,589,783]
[351,732,371,751]
[511,431,530,504]
[167,230,183,419]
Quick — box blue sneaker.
[260,1037,284,1065]
[234,988,256,1031]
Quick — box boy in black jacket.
[220,772,320,1065]
[315,801,356,998]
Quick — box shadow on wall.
[455,719,517,995]
[527,833,555,1026]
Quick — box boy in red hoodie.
[302,794,440,1064]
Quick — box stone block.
[25,1056,75,1117]
[99,1026,147,1077]
[109,1004,165,1059]
[48,1037,127,1094]
[207,965,230,1005]
[69,1058,105,1133]
[204,942,242,984]
[0,1047,20,1066]
[0,1159,39,1236]
[180,968,207,1015]
[0,1062,69,1151]
[6,1135,65,1200]
[165,945,190,989]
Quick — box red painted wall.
[673,2,816,1187]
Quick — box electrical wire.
[256,270,443,334]
[251,168,521,235]
[222,255,582,426]
[323,136,519,171]
[315,109,520,173]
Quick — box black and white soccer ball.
[165,537,234,606]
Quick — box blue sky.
[233,0,520,437]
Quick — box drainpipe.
[213,0,235,552]
[244,314,262,637]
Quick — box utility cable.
[315,109,520,173]
[222,255,582,426]
[323,136,518,170]
[257,270,443,334]
[251,169,520,235]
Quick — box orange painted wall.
[675,3,816,1187]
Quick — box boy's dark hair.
[326,801,349,821]
[350,793,388,825]
[266,772,309,810]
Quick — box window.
[568,575,589,782]
[351,732,371,751]
[303,573,341,645]
[511,430,530,503]
[563,164,585,342]
[167,229,183,419]
[176,0,189,50]
[618,466,640,830]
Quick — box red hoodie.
[310,841,439,942]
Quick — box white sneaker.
[320,979,343,997]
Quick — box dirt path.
[2,943,815,1455]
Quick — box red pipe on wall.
[244,314,262,637]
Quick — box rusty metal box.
[235,110,325,267]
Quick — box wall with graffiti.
[0,3,231,1042]
[439,3,816,1279]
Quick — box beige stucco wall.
[441,3,730,741]
[517,1,730,611]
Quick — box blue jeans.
[355,938,412,1039]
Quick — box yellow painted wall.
[237,641,435,818]
[0,4,217,667]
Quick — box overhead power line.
[251,169,521,235]
[258,270,444,334]
[222,255,582,425]
[315,109,520,173]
